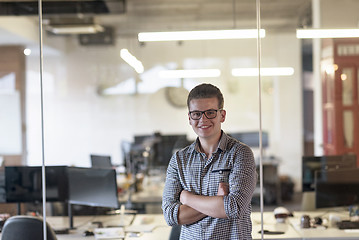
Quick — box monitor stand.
[51,203,74,235]
[16,202,21,215]
[301,192,316,211]
[68,203,75,230]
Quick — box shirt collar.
[217,131,228,151]
[192,130,229,153]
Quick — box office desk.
[46,214,136,240]
[251,212,301,240]
[47,214,135,230]
[251,211,359,240]
[48,214,170,240]
[288,211,359,240]
[0,214,169,240]
[2,212,358,240]
[125,214,171,240]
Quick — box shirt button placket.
[200,223,206,239]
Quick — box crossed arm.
[177,182,229,225]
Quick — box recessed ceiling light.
[296,29,359,38]
[232,67,294,77]
[138,29,265,42]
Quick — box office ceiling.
[0,0,125,15]
[100,0,312,36]
[0,0,312,37]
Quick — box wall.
[320,0,359,28]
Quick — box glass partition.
[0,72,21,156]
[2,0,359,232]
[342,67,353,106]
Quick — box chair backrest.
[2,215,57,240]
[169,224,181,240]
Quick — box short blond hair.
[187,83,224,109]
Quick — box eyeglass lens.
[190,110,218,120]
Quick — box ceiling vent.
[44,16,106,35]
[79,26,114,45]
[0,0,126,16]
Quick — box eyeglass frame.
[188,108,223,120]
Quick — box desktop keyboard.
[53,228,70,234]
[337,220,359,229]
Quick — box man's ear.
[220,109,226,123]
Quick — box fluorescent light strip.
[232,67,294,77]
[138,29,265,42]
[47,24,104,34]
[296,29,359,39]
[159,69,221,79]
[120,49,144,74]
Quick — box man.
[162,83,257,239]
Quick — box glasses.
[189,109,223,120]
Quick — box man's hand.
[178,190,207,225]
[217,182,229,196]
[180,189,190,205]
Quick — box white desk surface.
[251,212,302,240]
[288,211,359,240]
[2,211,359,240]
[251,211,359,240]
[125,214,171,240]
[47,214,135,230]
[47,214,136,240]
[47,214,171,240]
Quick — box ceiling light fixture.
[296,29,359,39]
[138,29,265,42]
[46,24,104,35]
[120,49,144,74]
[159,69,221,79]
[232,67,294,77]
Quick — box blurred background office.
[1,0,359,216]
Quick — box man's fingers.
[217,182,229,196]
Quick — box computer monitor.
[121,140,132,171]
[302,154,357,192]
[229,131,269,148]
[315,168,359,209]
[4,166,69,203]
[155,134,189,166]
[134,134,157,146]
[67,167,119,209]
[0,169,6,203]
[133,133,189,167]
[90,154,113,169]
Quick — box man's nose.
[199,112,209,120]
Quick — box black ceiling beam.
[0,0,125,16]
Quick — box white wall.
[25,33,303,191]
[320,0,359,28]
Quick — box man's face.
[188,97,226,141]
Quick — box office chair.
[2,215,57,240]
[90,154,113,169]
[169,224,181,240]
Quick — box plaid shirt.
[162,131,257,240]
